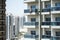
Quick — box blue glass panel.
[31,31,36,35]
[31,18,36,22]
[55,17,60,21]
[45,18,51,21]
[55,3,60,6]
[45,4,51,8]
[31,5,36,12]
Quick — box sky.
[6,0,24,17]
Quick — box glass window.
[31,5,36,11]
[31,18,36,22]
[55,3,60,6]
[56,32,60,36]
[55,17,60,21]
[45,4,51,8]
[45,31,51,36]
[31,31,36,35]
[45,18,51,21]
[31,5,36,9]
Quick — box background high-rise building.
[6,14,14,40]
[0,0,6,40]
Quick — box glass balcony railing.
[51,36,60,40]
[24,9,36,13]
[24,22,38,26]
[42,8,51,12]
[24,21,60,26]
[51,21,60,26]
[51,6,60,11]
[24,9,30,13]
[42,21,51,25]
[42,35,51,38]
[24,35,38,38]
[42,21,60,26]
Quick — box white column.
[42,28,45,35]
[42,2,45,9]
[38,15,40,40]
[51,0,54,7]
[51,14,53,22]
[51,0,53,7]
[51,28,54,36]
[25,16,28,22]
[43,15,45,22]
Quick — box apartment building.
[6,14,19,40]
[0,0,6,40]
[6,14,14,40]
[24,0,60,40]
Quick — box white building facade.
[6,14,14,40]
[6,14,19,40]
[24,0,60,40]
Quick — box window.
[45,4,51,8]
[31,5,36,11]
[45,31,51,36]
[55,3,60,6]
[31,31,36,35]
[31,18,36,22]
[45,18,51,21]
[55,17,60,21]
[56,32,60,36]
[31,5,36,9]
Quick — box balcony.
[24,9,37,13]
[24,35,38,38]
[51,21,60,28]
[51,6,60,14]
[24,9,30,13]
[42,8,51,12]
[51,21,60,26]
[42,35,51,38]
[24,0,37,3]
[42,22,50,25]
[24,22,38,28]
[51,36,60,40]
[52,6,60,11]
[41,22,50,28]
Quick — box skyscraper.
[0,0,6,40]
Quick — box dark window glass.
[45,4,51,8]
[45,31,51,36]
[45,18,51,21]
[56,32,60,36]
[55,3,60,6]
[31,31,36,35]
[31,5,36,11]
[31,18,36,22]
[55,17,60,21]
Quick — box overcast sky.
[6,0,24,17]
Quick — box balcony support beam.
[42,2,45,9]
[42,28,45,35]
[42,15,45,22]
[25,16,28,22]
